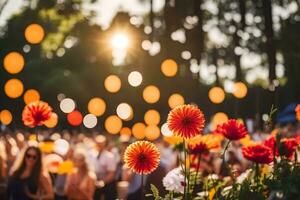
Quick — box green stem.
[193,153,201,191]
[183,139,187,199]
[255,163,260,192]
[140,173,144,200]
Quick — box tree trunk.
[262,0,277,83]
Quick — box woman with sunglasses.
[7,146,54,200]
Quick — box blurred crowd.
[0,122,299,200]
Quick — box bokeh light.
[161,59,178,77]
[120,127,131,136]
[144,109,160,125]
[60,98,75,113]
[128,71,143,87]
[145,125,160,140]
[87,97,106,116]
[67,110,83,126]
[3,52,25,74]
[208,87,225,104]
[168,93,185,109]
[105,115,122,134]
[83,114,97,128]
[211,112,229,131]
[104,75,121,93]
[24,24,45,44]
[233,82,248,99]
[44,113,58,128]
[161,123,173,137]
[111,32,129,49]
[54,139,70,156]
[4,78,24,98]
[23,89,40,105]
[143,85,160,104]
[132,122,146,139]
[116,103,133,120]
[0,110,12,125]
[39,142,54,154]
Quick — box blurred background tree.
[0,0,299,129]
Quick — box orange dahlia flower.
[124,141,160,174]
[22,101,52,128]
[188,134,221,154]
[242,144,273,164]
[167,104,205,139]
[296,104,300,121]
[214,119,247,140]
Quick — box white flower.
[236,169,252,184]
[197,191,209,198]
[221,186,232,196]
[162,167,185,194]
[208,174,219,180]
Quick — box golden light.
[116,103,133,120]
[24,23,45,44]
[120,127,131,136]
[143,85,160,104]
[163,135,183,145]
[0,110,12,125]
[57,160,74,174]
[128,71,143,87]
[87,97,106,117]
[161,59,178,77]
[105,115,122,134]
[3,52,25,74]
[39,141,54,153]
[4,78,24,98]
[208,86,225,104]
[161,123,173,137]
[211,112,228,131]
[111,32,129,49]
[145,125,160,140]
[168,93,185,109]
[104,75,121,93]
[44,113,58,128]
[60,98,75,113]
[23,89,40,104]
[233,82,248,99]
[132,122,146,139]
[144,109,160,125]
[83,114,97,129]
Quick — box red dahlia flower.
[167,104,205,139]
[280,138,298,159]
[22,101,52,128]
[263,135,278,156]
[214,119,247,140]
[264,136,298,159]
[242,144,273,164]
[124,141,160,174]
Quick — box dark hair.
[12,146,42,184]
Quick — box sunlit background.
[0,0,300,136]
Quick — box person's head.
[95,135,107,152]
[12,146,42,182]
[73,152,88,173]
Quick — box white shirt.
[94,150,117,180]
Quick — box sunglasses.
[26,154,37,160]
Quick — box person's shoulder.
[39,172,52,183]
